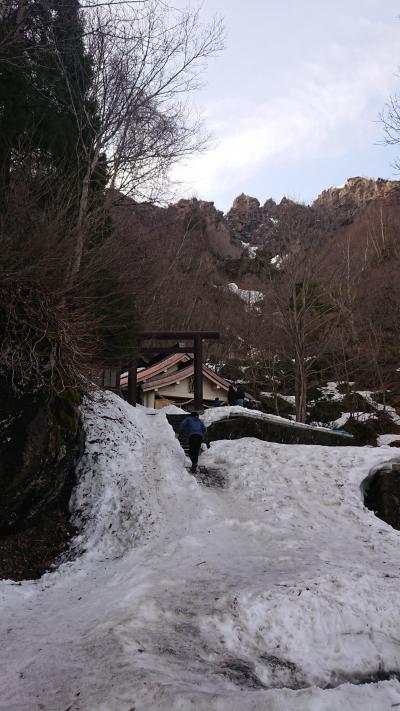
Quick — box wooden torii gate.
[127,331,219,410]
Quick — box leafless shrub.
[0,275,95,394]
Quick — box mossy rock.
[55,388,82,434]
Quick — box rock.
[225,177,400,253]
[0,380,83,535]
[313,176,400,227]
[365,466,400,529]
[225,193,264,244]
[207,414,353,446]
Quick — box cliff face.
[225,177,400,247]
[314,176,400,209]
[174,198,240,260]
[225,193,281,246]
[313,176,400,227]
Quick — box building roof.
[140,363,230,392]
[120,353,191,387]
[120,352,255,401]
[140,362,255,400]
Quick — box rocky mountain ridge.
[225,176,400,247]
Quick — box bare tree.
[262,207,340,422]
[381,94,400,171]
[55,1,224,287]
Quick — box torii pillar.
[127,331,219,409]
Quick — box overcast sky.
[171,0,400,212]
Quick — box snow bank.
[379,434,400,447]
[2,391,400,711]
[202,403,346,437]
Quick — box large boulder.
[364,463,400,529]
[0,380,83,535]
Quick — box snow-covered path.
[2,392,400,710]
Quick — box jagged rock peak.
[230,193,260,211]
[174,197,225,224]
[314,176,400,209]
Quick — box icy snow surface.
[202,404,348,438]
[2,391,400,710]
[378,434,400,447]
[227,282,264,306]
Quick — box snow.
[2,391,400,710]
[239,241,259,259]
[260,392,296,405]
[333,411,377,428]
[202,404,348,438]
[160,404,186,414]
[320,381,345,401]
[279,394,296,405]
[378,434,400,447]
[227,282,264,306]
[357,391,400,425]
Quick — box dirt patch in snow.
[195,466,227,488]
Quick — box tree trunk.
[295,354,307,423]
[67,148,100,288]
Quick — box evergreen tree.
[0,0,97,198]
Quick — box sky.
[171,0,400,212]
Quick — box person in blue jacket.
[177,412,207,473]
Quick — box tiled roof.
[142,363,229,392]
[120,353,255,400]
[141,364,194,391]
[141,363,255,400]
[120,353,191,387]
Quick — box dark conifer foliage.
[0,0,97,198]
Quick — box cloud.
[171,25,400,204]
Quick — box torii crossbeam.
[128,331,219,410]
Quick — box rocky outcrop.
[174,197,240,259]
[313,177,400,227]
[364,462,400,529]
[225,193,280,246]
[225,178,400,250]
[0,381,83,535]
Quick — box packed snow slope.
[2,392,400,711]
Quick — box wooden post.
[127,362,137,406]
[193,335,203,410]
